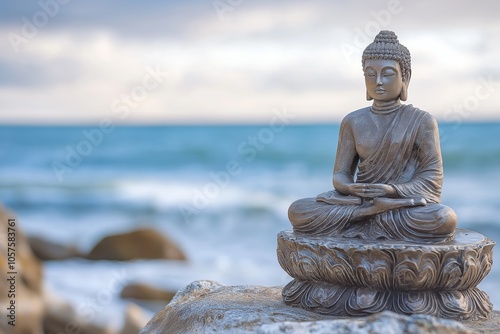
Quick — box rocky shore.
[0,205,181,334]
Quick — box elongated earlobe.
[400,82,408,101]
[400,70,411,101]
[366,90,373,101]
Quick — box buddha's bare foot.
[412,196,427,206]
[349,196,427,224]
[373,196,427,211]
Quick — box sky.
[0,0,499,124]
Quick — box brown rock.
[0,205,45,334]
[139,280,500,334]
[86,228,186,261]
[120,283,176,302]
[0,206,43,294]
[139,281,328,334]
[28,235,84,261]
[463,311,500,333]
[43,293,114,334]
[120,303,151,334]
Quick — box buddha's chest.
[351,113,399,160]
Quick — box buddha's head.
[362,30,411,101]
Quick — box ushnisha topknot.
[362,30,411,82]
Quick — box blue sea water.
[1,123,499,327]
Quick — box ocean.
[1,123,499,328]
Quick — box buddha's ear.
[366,90,373,101]
[400,70,411,101]
[400,83,408,101]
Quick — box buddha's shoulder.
[406,105,437,126]
[342,107,371,123]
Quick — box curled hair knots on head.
[373,30,399,44]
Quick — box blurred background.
[1,0,500,333]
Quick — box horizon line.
[1,120,500,127]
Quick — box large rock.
[139,280,326,334]
[28,235,84,261]
[139,280,500,334]
[121,283,177,302]
[258,312,474,333]
[43,292,114,334]
[120,303,151,334]
[0,205,45,334]
[87,228,187,261]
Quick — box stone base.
[138,281,500,334]
[283,279,491,320]
[277,229,495,320]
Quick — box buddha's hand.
[348,183,397,198]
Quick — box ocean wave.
[3,124,500,324]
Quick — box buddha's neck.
[371,99,402,115]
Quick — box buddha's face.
[364,59,404,102]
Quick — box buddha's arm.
[333,117,358,196]
[391,113,443,203]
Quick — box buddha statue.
[288,30,457,243]
[277,30,494,321]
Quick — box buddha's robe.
[289,105,457,243]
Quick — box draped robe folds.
[288,105,457,243]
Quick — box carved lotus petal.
[394,249,438,290]
[351,249,393,289]
[395,291,440,317]
[297,253,322,281]
[438,290,469,319]
[320,249,355,286]
[458,249,482,289]
[437,251,462,289]
[346,288,389,315]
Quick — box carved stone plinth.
[277,229,494,320]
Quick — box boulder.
[43,292,114,334]
[120,303,151,334]
[258,312,474,334]
[139,280,323,334]
[0,205,45,334]
[121,283,177,302]
[28,235,84,261]
[0,206,43,293]
[139,280,500,334]
[87,228,186,261]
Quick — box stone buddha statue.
[277,31,494,320]
[289,30,457,243]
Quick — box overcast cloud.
[1,0,499,124]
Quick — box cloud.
[0,0,499,124]
[0,55,81,88]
